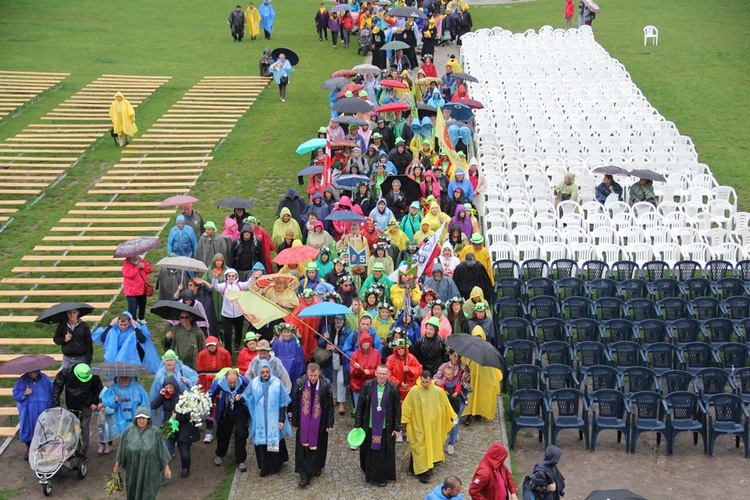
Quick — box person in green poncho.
[553,172,578,207]
[114,405,171,500]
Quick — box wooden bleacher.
[0,71,69,122]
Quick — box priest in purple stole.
[354,364,401,487]
[291,362,334,489]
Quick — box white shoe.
[204,432,214,444]
[97,443,105,455]
[118,136,124,147]
[446,444,455,455]
[395,433,403,443]
[349,445,358,450]
[104,444,112,454]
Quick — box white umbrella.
[352,64,380,74]
[156,256,208,281]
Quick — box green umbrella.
[296,138,327,155]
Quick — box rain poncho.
[271,336,306,385]
[314,246,335,277]
[243,361,293,446]
[465,326,502,421]
[450,205,473,238]
[109,92,137,136]
[148,359,199,425]
[422,201,451,235]
[115,405,171,500]
[259,0,276,34]
[427,89,445,109]
[12,371,53,444]
[167,214,198,258]
[463,285,491,318]
[245,4,261,38]
[554,172,578,205]
[102,377,150,435]
[629,179,656,205]
[447,169,474,202]
[92,315,161,374]
[272,207,303,246]
[400,203,423,239]
[435,241,461,277]
[369,202,395,231]
[423,263,461,303]
[270,57,293,85]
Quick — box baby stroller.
[358,27,372,56]
[29,407,87,497]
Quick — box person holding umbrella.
[122,253,153,324]
[462,324,502,425]
[93,312,161,374]
[52,306,93,370]
[12,366,53,460]
[52,363,103,458]
[102,374,150,435]
[270,51,293,102]
[595,174,624,204]
[629,177,657,206]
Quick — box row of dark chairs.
[510,388,750,457]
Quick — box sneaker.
[97,443,105,455]
[349,445,358,450]
[396,433,403,443]
[446,444,455,455]
[238,463,247,473]
[104,444,112,454]
[181,468,190,479]
[281,98,285,102]
[138,319,147,325]
[203,432,214,444]
[118,136,124,147]
[214,456,223,467]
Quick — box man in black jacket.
[412,317,448,376]
[453,253,493,303]
[232,224,263,281]
[53,363,103,457]
[53,308,93,370]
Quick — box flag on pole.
[415,221,446,277]
[410,78,420,120]
[226,289,289,328]
[323,130,333,187]
[434,106,467,175]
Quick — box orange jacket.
[386,351,422,401]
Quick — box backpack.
[521,475,536,500]
[458,12,470,29]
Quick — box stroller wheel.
[77,458,88,479]
[42,483,52,496]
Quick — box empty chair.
[600,319,636,345]
[492,259,521,280]
[595,297,626,321]
[649,279,681,301]
[541,363,579,394]
[609,260,639,282]
[621,366,659,395]
[680,342,715,376]
[618,279,649,301]
[734,260,750,281]
[661,369,695,395]
[670,318,704,347]
[534,318,568,344]
[521,259,550,280]
[582,365,621,397]
[664,391,707,456]
[703,260,733,281]
[555,277,586,300]
[689,297,722,321]
[561,296,594,320]
[636,319,670,344]
[722,296,750,321]
[538,341,575,368]
[507,364,543,396]
[504,339,538,369]
[732,367,750,405]
[702,318,736,346]
[641,261,670,282]
[574,341,609,380]
[628,391,668,454]
[589,389,630,452]
[705,393,750,457]
[548,388,590,449]
[656,297,690,322]
[494,297,526,321]
[499,317,535,350]
[525,277,556,298]
[643,25,659,46]
[672,260,702,281]
[694,367,735,405]
[509,388,549,450]
[526,295,560,321]
[625,298,659,321]
[580,260,610,281]
[610,341,643,373]
[586,278,619,300]
[568,318,601,344]
[712,278,746,300]
[550,258,579,279]
[494,277,525,301]
[643,342,682,378]
[713,343,750,372]
[679,277,712,300]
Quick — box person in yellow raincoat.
[109,92,137,147]
[464,325,502,422]
[385,219,408,251]
[401,371,457,483]
[459,233,494,285]
[271,207,302,246]
[463,285,491,318]
[422,201,451,241]
[245,2,261,40]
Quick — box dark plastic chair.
[509,388,548,450]
[526,295,560,321]
[574,341,609,381]
[669,318,703,347]
[538,341,574,368]
[567,318,601,343]
[656,297,690,322]
[643,342,682,378]
[679,277,712,300]
[594,297,626,321]
[702,318,736,346]
[589,389,630,452]
[641,260,670,282]
[507,364,542,396]
[703,260,733,282]
[494,297,525,321]
[534,318,568,344]
[609,260,639,282]
[680,342,714,376]
[521,259,550,281]
[636,319,669,344]
[582,365,621,397]
[621,366,658,395]
[585,278,619,300]
[609,341,642,374]
[693,367,736,405]
[733,317,750,343]
[664,391,707,455]
[550,259,579,280]
[581,260,610,281]
[499,317,534,351]
[492,259,521,281]
[731,367,750,405]
[627,391,668,454]
[735,260,750,281]
[541,364,579,394]
[503,339,538,369]
[555,277,586,300]
[672,260,701,281]
[714,343,750,373]
[493,277,525,301]
[560,296,594,320]
[648,278,681,301]
[690,297,721,321]
[705,393,750,457]
[525,277,556,298]
[711,278,747,300]
[600,319,636,344]
[617,279,649,301]
[548,388,589,449]
[660,369,695,395]
[625,298,658,322]
[721,296,750,320]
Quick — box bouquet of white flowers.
[175,385,212,427]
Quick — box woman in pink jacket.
[122,256,153,323]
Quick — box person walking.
[228,5,246,42]
[469,442,518,500]
[53,307,93,370]
[12,369,53,460]
[270,52,293,102]
[528,445,566,499]
[259,0,276,39]
[121,254,152,323]
[52,363,103,458]
[314,3,329,41]
[210,368,251,472]
[328,12,340,49]
[341,11,354,48]
[245,2,261,40]
[109,92,137,147]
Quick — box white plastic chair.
[486,227,514,247]
[683,242,714,264]
[654,243,683,266]
[629,243,655,265]
[516,241,542,262]
[489,242,517,262]
[572,242,597,262]
[512,225,539,245]
[643,26,659,46]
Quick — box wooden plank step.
[59,217,169,223]
[34,246,117,251]
[0,182,50,188]
[22,255,118,261]
[103,175,199,181]
[120,149,213,154]
[0,70,70,76]
[0,303,110,311]
[89,188,188,194]
[0,149,85,153]
[0,189,41,195]
[67,210,172,215]
[1,277,121,284]
[0,389,13,397]
[0,156,78,161]
[8,137,96,143]
[12,266,121,273]
[0,175,57,181]
[0,200,26,205]
[0,427,18,437]
[118,156,212,162]
[0,170,64,175]
[0,208,19,213]
[50,226,164,232]
[0,289,120,296]
[0,353,63,362]
[75,201,159,207]
[154,119,238,123]
[109,167,204,172]
[0,408,19,417]
[0,338,56,345]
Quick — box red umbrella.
[331,69,357,78]
[378,79,409,89]
[455,98,484,110]
[375,102,411,113]
[114,236,160,258]
[0,354,57,375]
[329,140,359,150]
[272,245,321,266]
[337,83,365,98]
[157,195,199,208]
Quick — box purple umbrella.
[114,236,160,258]
[157,195,199,208]
[0,354,57,375]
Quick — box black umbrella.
[216,197,255,210]
[89,361,150,377]
[271,47,299,66]
[452,72,478,83]
[586,490,647,500]
[333,115,369,126]
[333,97,373,114]
[114,236,160,258]
[34,302,95,324]
[150,300,206,321]
[389,6,428,19]
[0,355,57,375]
[379,175,422,205]
[592,165,631,177]
[324,211,367,222]
[321,76,351,90]
[629,169,667,183]
[297,164,324,177]
[417,103,437,119]
[445,333,505,370]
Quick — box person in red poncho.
[469,442,518,500]
[288,288,322,361]
[237,332,260,375]
[385,337,422,402]
[195,336,232,444]
[245,216,275,272]
[349,333,381,410]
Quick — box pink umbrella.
[454,98,484,110]
[114,236,160,258]
[157,195,199,208]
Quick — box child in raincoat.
[101,376,150,435]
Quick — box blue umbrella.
[297,164,324,176]
[334,174,371,188]
[296,302,354,318]
[444,103,474,122]
[331,3,352,12]
[297,138,327,155]
[324,211,367,222]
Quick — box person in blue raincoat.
[298,262,323,294]
[13,370,53,459]
[92,312,161,374]
[393,308,421,346]
[167,214,198,258]
[447,168,474,202]
[270,52,293,102]
[369,199,395,231]
[148,350,198,425]
[259,0,275,39]
[243,360,293,476]
[101,375,150,435]
[427,89,445,109]
[271,323,306,384]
